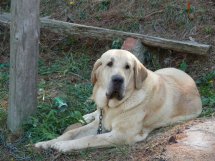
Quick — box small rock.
[188,13,195,20]
[189,36,196,42]
[164,57,172,66]
[168,135,178,144]
[121,37,148,63]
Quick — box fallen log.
[0,13,211,55]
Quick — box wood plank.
[7,1,40,133]
[0,12,211,55]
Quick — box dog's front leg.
[82,110,98,123]
[51,131,121,153]
[35,120,99,149]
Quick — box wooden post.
[7,0,40,133]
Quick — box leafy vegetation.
[204,26,214,35]
[0,0,10,12]
[0,50,97,160]
[197,71,215,117]
[24,52,96,143]
[24,85,94,143]
[99,0,110,11]
[0,63,9,114]
[179,60,188,72]
[111,38,123,49]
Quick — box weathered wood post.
[7,0,40,133]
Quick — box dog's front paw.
[82,113,95,123]
[51,141,71,153]
[35,140,55,149]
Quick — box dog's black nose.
[112,75,124,85]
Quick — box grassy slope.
[0,0,215,160]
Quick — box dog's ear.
[134,59,148,89]
[91,59,102,85]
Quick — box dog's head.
[91,49,147,107]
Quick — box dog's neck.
[97,89,147,114]
[107,89,133,108]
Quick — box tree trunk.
[7,0,40,133]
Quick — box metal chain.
[97,109,103,134]
[0,131,32,161]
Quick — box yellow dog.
[35,49,202,152]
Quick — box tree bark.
[7,0,40,133]
[41,19,211,55]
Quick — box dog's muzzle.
[106,75,125,100]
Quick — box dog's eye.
[125,64,130,69]
[107,61,113,67]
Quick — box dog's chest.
[102,110,113,131]
[102,108,122,131]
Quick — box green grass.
[39,52,91,79]
[179,60,188,72]
[163,3,194,30]
[197,71,215,117]
[0,108,7,128]
[25,51,96,143]
[204,26,214,35]
[0,41,214,160]
[98,0,110,11]
[24,82,95,143]
[0,50,96,160]
[0,63,9,113]
[149,0,163,8]
[0,0,10,12]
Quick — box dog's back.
[154,68,202,124]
